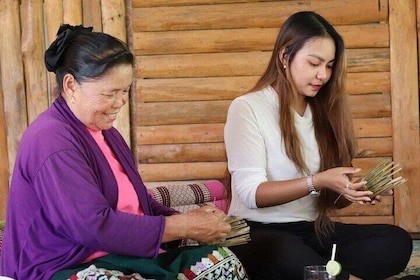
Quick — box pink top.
[85,129,144,262]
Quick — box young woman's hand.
[314,167,372,204]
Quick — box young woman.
[224,11,412,280]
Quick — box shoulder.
[228,86,278,117]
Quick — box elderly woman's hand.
[163,205,231,244]
[183,205,231,244]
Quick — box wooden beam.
[102,0,132,146]
[133,0,387,31]
[389,0,420,233]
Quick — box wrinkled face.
[289,36,335,98]
[71,64,133,131]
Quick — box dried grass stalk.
[362,160,407,197]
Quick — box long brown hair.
[248,11,356,241]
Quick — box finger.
[342,167,361,175]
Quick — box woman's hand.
[184,206,231,243]
[163,205,231,244]
[314,167,373,204]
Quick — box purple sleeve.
[34,150,165,258]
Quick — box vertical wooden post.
[0,64,10,220]
[389,0,420,233]
[21,0,49,123]
[44,0,64,101]
[102,0,131,146]
[0,0,28,179]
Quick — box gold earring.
[71,97,76,104]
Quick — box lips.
[311,84,322,91]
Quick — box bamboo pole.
[0,56,10,221]
[63,0,83,25]
[389,0,420,233]
[21,0,49,123]
[0,0,28,177]
[101,0,131,146]
[83,0,102,31]
[44,0,63,100]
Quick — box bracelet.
[306,175,321,196]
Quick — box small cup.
[304,265,336,280]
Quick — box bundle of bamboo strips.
[210,216,251,247]
[362,160,407,197]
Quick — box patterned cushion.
[148,180,229,213]
[150,183,212,207]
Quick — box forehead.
[81,64,133,88]
[298,36,336,61]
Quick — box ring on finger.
[345,182,350,189]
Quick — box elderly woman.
[1,25,247,280]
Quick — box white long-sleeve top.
[224,86,320,223]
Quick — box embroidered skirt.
[52,245,248,280]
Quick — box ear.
[62,73,77,99]
[278,48,288,66]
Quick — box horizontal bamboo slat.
[134,24,389,55]
[133,0,387,31]
[139,161,227,181]
[136,119,391,145]
[137,123,224,144]
[136,49,389,78]
[353,118,392,138]
[138,143,227,163]
[136,95,390,126]
[136,137,391,164]
[138,157,390,182]
[137,72,390,103]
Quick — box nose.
[113,92,128,108]
[317,68,327,81]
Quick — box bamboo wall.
[0,0,419,233]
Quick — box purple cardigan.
[1,96,177,280]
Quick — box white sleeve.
[224,98,268,209]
